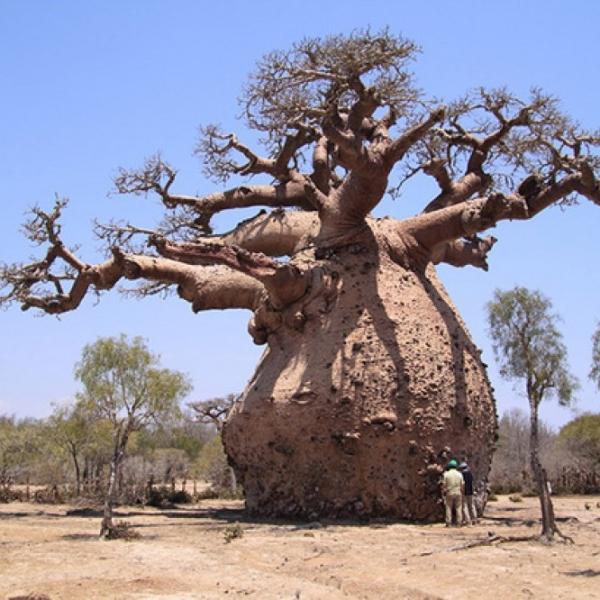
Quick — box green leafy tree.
[47,400,98,496]
[559,413,600,470]
[0,416,19,490]
[0,416,46,496]
[75,335,192,538]
[487,287,578,542]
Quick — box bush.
[195,435,241,498]
[0,487,24,503]
[145,485,192,507]
[105,520,141,540]
[169,489,192,504]
[32,486,64,504]
[223,523,243,543]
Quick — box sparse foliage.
[2,29,599,316]
[487,287,577,541]
[75,335,191,538]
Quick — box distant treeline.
[0,405,235,504]
[490,409,600,495]
[2,406,599,503]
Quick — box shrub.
[0,487,24,503]
[223,523,243,543]
[105,520,141,540]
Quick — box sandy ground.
[1,495,599,600]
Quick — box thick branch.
[404,172,598,262]
[384,107,445,166]
[115,156,315,233]
[421,92,556,213]
[2,245,263,315]
[423,171,491,213]
[321,111,365,169]
[431,236,497,271]
[199,209,319,257]
[311,136,332,194]
[163,181,314,234]
[347,78,381,133]
[150,238,310,309]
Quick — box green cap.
[447,459,458,468]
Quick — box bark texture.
[224,222,496,520]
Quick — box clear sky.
[1,0,598,429]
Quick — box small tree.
[47,400,96,496]
[190,394,236,434]
[190,394,238,493]
[591,325,600,390]
[487,287,578,542]
[75,335,191,538]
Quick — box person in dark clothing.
[459,461,478,525]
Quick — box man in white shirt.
[442,459,464,527]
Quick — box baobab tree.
[1,30,599,520]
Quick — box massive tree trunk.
[223,224,496,520]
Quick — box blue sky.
[1,1,598,428]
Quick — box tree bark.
[69,444,81,497]
[528,397,557,541]
[223,226,496,520]
[100,429,130,539]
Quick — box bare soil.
[1,495,599,599]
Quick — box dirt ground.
[1,495,599,600]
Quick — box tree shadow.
[415,270,483,424]
[61,533,100,540]
[563,569,600,578]
[0,510,62,519]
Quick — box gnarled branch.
[149,237,310,309]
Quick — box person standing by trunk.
[442,459,464,527]
[459,461,478,525]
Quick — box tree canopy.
[487,287,578,407]
[0,29,598,336]
[487,286,577,541]
[75,335,192,431]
